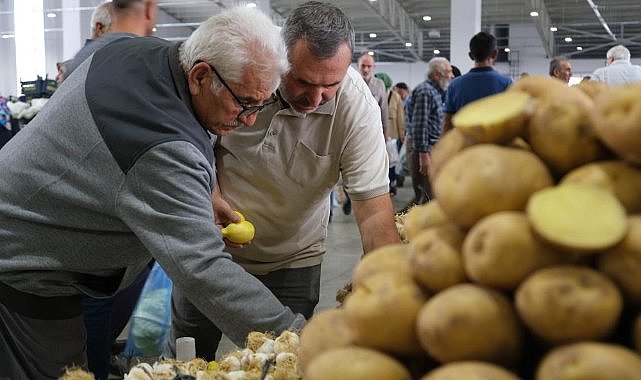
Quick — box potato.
[434,144,553,228]
[304,346,411,380]
[298,308,355,372]
[343,272,426,356]
[536,342,641,380]
[574,79,609,99]
[408,223,466,293]
[352,243,410,288]
[510,75,582,103]
[430,128,474,180]
[416,284,522,365]
[421,361,520,380]
[527,184,628,253]
[404,200,450,241]
[593,83,641,165]
[598,215,641,306]
[528,91,608,176]
[562,160,641,213]
[463,211,566,290]
[515,265,623,344]
[452,90,532,144]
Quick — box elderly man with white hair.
[0,6,304,379]
[591,44,641,86]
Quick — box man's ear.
[188,62,211,95]
[468,52,474,61]
[490,48,499,60]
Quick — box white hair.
[179,7,288,94]
[607,45,631,62]
[426,57,449,79]
[90,1,112,36]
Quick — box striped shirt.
[406,79,445,152]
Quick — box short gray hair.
[282,1,355,60]
[90,1,112,36]
[426,57,449,79]
[179,7,288,93]
[607,45,631,62]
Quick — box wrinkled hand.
[211,190,245,248]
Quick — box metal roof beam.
[361,0,423,61]
[527,0,555,57]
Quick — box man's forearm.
[352,194,401,253]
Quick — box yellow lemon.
[221,220,255,244]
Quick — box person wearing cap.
[0,7,304,379]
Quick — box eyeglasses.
[207,64,277,119]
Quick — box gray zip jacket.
[0,36,304,345]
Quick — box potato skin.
[463,211,565,290]
[515,265,623,344]
[536,342,641,380]
[409,223,466,293]
[352,243,410,288]
[421,361,520,380]
[528,93,608,176]
[598,215,641,306]
[343,272,426,356]
[430,128,474,180]
[434,144,553,228]
[594,83,641,165]
[404,201,450,241]
[416,284,522,365]
[298,308,355,372]
[562,160,641,213]
[304,346,411,380]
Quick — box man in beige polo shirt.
[166,1,400,360]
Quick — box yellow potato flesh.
[527,184,627,252]
[452,91,531,144]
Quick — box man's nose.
[238,112,258,127]
[306,87,324,107]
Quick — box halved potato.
[527,184,628,253]
[452,90,532,144]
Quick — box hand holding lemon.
[221,211,255,244]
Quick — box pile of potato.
[299,77,641,380]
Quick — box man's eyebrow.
[297,77,342,87]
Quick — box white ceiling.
[11,0,641,62]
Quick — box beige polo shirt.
[216,66,389,274]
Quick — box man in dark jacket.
[0,7,304,379]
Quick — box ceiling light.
[565,37,573,42]
[433,49,440,54]
[530,11,539,17]
[405,42,413,47]
[504,47,511,52]
[368,51,374,56]
[369,33,377,38]
[423,15,432,21]
[550,26,558,32]
[152,27,157,32]
[246,2,257,7]
[47,12,56,18]
[2,34,15,39]
[576,46,583,51]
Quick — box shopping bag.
[398,141,409,176]
[386,138,399,166]
[124,262,173,357]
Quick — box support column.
[62,0,81,60]
[450,0,481,74]
[13,0,45,91]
